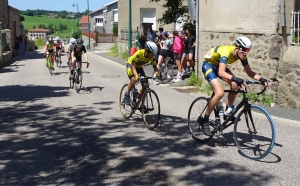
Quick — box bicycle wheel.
[142,89,160,130]
[119,84,133,119]
[75,69,82,93]
[160,64,174,83]
[69,70,74,89]
[233,105,276,160]
[188,97,215,142]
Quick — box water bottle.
[217,101,224,116]
[225,105,235,116]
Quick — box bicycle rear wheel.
[142,89,160,130]
[188,97,215,142]
[160,64,174,83]
[233,105,276,160]
[75,69,82,93]
[119,84,133,119]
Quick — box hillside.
[22,15,80,39]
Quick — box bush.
[107,43,118,57]
[2,43,11,52]
[113,26,118,34]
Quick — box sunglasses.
[240,48,250,54]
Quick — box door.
[140,8,156,30]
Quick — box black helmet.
[76,38,84,44]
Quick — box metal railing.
[291,10,300,45]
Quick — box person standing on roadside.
[172,30,184,82]
[19,35,24,55]
[186,29,196,73]
[180,31,189,77]
[14,36,19,56]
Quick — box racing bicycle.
[69,61,89,93]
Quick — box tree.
[25,9,34,16]
[33,25,36,29]
[82,9,91,16]
[36,9,42,16]
[149,0,195,31]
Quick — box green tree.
[33,25,36,29]
[149,0,195,31]
[36,9,42,16]
[25,9,34,16]
[72,32,79,39]
[59,10,68,18]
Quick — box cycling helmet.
[76,38,84,44]
[235,36,252,49]
[145,41,158,55]
[70,38,76,44]
[56,36,60,40]
[48,38,53,42]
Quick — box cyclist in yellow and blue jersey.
[123,41,161,105]
[201,36,269,136]
[44,37,56,70]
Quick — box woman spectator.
[172,30,185,82]
[14,36,19,56]
[180,31,189,77]
[186,29,196,73]
[156,31,172,70]
[19,35,24,55]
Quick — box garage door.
[140,8,156,30]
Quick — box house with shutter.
[89,0,118,33]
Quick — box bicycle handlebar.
[244,80,268,95]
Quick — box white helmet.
[235,36,252,49]
[56,36,60,40]
[145,41,158,55]
[70,38,76,44]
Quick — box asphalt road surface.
[0,50,299,185]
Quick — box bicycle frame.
[204,82,265,133]
[131,77,152,111]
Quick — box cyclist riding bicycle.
[54,36,62,63]
[44,37,56,70]
[67,38,77,66]
[70,38,89,79]
[201,36,269,136]
[123,41,161,105]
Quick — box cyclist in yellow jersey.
[201,36,269,136]
[123,41,160,105]
[44,37,56,70]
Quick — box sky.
[8,0,114,12]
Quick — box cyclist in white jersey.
[67,38,77,66]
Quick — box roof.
[79,16,89,23]
[89,0,118,15]
[103,0,118,7]
[28,28,51,32]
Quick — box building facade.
[28,28,51,39]
[89,0,118,33]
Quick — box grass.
[22,15,79,39]
[107,43,118,57]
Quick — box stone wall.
[198,32,300,110]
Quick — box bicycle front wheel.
[75,70,82,93]
[142,90,160,130]
[119,84,133,119]
[233,105,276,160]
[188,97,214,142]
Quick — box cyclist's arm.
[218,63,233,80]
[44,44,48,53]
[151,58,160,76]
[243,63,261,81]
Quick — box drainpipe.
[280,0,288,46]
[195,0,199,77]
[128,0,132,56]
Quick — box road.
[0,50,299,185]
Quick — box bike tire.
[69,71,74,89]
[188,97,215,142]
[233,105,276,160]
[75,69,82,93]
[142,89,160,130]
[119,84,133,119]
[160,64,174,83]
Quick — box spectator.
[147,27,158,42]
[133,32,147,49]
[156,31,172,70]
[186,29,196,73]
[19,35,24,55]
[24,37,28,52]
[158,27,164,41]
[180,31,189,77]
[14,36,19,56]
[172,30,184,82]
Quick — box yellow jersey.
[128,49,156,68]
[204,46,248,66]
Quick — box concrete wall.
[118,0,174,32]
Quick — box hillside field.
[22,15,80,39]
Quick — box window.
[95,18,103,23]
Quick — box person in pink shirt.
[172,30,184,82]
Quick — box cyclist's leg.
[201,62,224,135]
[220,68,239,107]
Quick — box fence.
[291,10,300,45]
[82,31,118,43]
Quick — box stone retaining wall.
[198,32,300,110]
